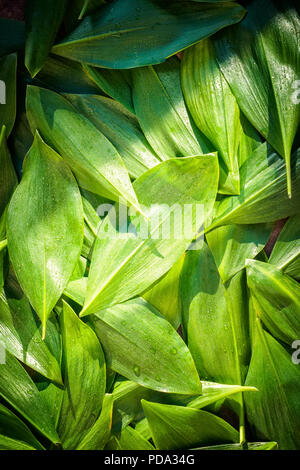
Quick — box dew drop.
[133,366,140,377]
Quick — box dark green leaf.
[52,0,245,69]
[0,54,17,136]
[25,0,68,77]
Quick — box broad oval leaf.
[66,93,160,179]
[142,400,239,450]
[215,0,300,196]
[52,0,246,69]
[90,297,202,395]
[7,133,84,337]
[57,302,106,449]
[81,154,218,315]
[26,85,140,210]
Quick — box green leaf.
[0,403,44,450]
[57,302,106,449]
[90,298,201,395]
[32,55,100,95]
[7,133,84,338]
[0,435,38,450]
[0,292,62,383]
[52,0,245,68]
[192,442,278,450]
[206,223,271,282]
[180,243,250,385]
[245,319,300,450]
[209,143,300,228]
[143,254,184,329]
[0,54,17,137]
[0,351,60,444]
[246,259,300,345]
[77,394,113,450]
[25,0,68,77]
[142,400,239,450]
[269,214,300,280]
[81,154,218,315]
[132,57,212,161]
[215,0,300,197]
[0,126,18,217]
[83,65,134,113]
[66,94,160,178]
[186,382,257,411]
[0,18,25,56]
[26,86,140,210]
[108,425,155,451]
[182,38,241,195]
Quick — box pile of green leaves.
[0,0,299,451]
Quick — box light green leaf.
[77,394,113,450]
[67,94,160,178]
[90,298,201,395]
[0,126,18,217]
[215,0,300,196]
[142,400,239,450]
[132,57,212,161]
[58,302,106,449]
[206,223,271,282]
[269,214,300,280]
[143,254,184,329]
[0,351,60,444]
[209,144,300,228]
[81,154,218,315]
[182,38,241,195]
[52,0,245,68]
[180,243,250,385]
[25,0,68,77]
[7,133,84,338]
[0,54,17,137]
[0,292,62,384]
[26,86,140,210]
[245,319,300,450]
[246,259,300,345]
